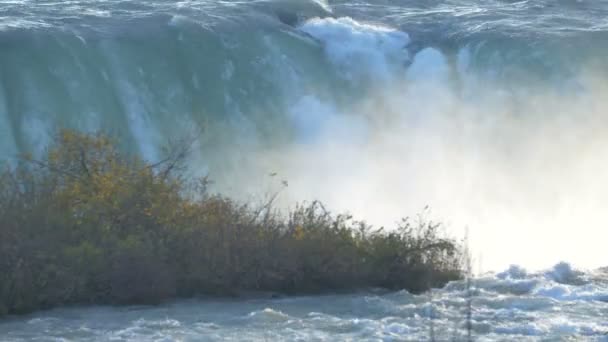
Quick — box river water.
[1,263,607,340]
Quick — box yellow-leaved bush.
[0,130,462,317]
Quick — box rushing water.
[2,0,607,271]
[1,0,608,339]
[0,263,607,340]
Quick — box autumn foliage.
[0,130,462,317]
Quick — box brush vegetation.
[0,130,462,317]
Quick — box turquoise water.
[2,0,607,158]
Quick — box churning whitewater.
[1,0,608,339]
[0,263,607,340]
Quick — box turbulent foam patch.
[545,262,588,285]
[2,266,607,340]
[497,265,529,280]
[246,308,292,323]
[298,17,410,82]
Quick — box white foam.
[476,277,539,295]
[247,308,291,322]
[545,262,587,285]
[406,47,450,85]
[534,283,608,302]
[298,17,410,82]
[497,265,529,280]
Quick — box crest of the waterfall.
[271,0,332,19]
